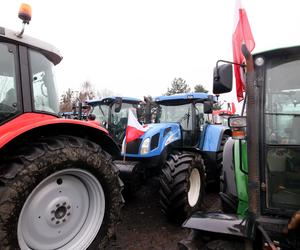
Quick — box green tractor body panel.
[234,140,249,216]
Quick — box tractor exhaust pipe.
[242,44,260,216]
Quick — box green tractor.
[179,45,300,250]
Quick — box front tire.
[159,152,205,223]
[0,135,123,250]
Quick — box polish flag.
[231,102,236,114]
[125,109,148,143]
[232,0,255,102]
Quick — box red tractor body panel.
[0,113,108,149]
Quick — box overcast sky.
[2,0,300,107]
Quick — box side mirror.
[213,63,233,94]
[114,97,122,113]
[204,101,213,114]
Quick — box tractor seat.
[2,88,17,108]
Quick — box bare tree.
[96,88,117,99]
[59,88,78,112]
[79,80,95,102]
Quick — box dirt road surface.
[106,178,220,250]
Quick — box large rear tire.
[159,152,205,223]
[0,135,123,250]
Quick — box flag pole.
[123,142,127,163]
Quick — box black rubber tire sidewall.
[0,135,122,250]
[159,152,205,223]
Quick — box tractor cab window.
[265,59,300,210]
[158,103,194,146]
[0,43,20,123]
[195,103,205,127]
[91,104,109,127]
[29,50,59,114]
[158,103,193,131]
[110,102,137,144]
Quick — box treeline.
[60,78,212,113]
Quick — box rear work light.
[229,116,247,140]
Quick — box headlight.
[140,138,150,155]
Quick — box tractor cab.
[154,93,215,147]
[181,46,300,250]
[0,6,62,125]
[87,96,144,145]
[214,49,300,214]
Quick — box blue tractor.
[120,92,231,222]
[86,96,145,146]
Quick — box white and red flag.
[125,109,148,143]
[232,0,255,102]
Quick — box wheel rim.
[18,168,105,250]
[188,168,201,207]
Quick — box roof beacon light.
[16,3,32,38]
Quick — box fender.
[222,138,238,197]
[182,212,247,238]
[0,113,120,157]
[201,124,231,152]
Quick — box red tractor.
[0,4,123,249]
[212,102,236,126]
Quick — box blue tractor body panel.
[155,92,216,104]
[201,124,227,152]
[123,122,181,158]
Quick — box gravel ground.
[106,178,220,250]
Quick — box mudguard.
[123,122,181,158]
[0,113,120,156]
[182,212,247,237]
[222,138,238,197]
[201,124,230,152]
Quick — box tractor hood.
[122,122,181,158]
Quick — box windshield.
[111,102,139,144]
[29,50,59,114]
[91,104,110,126]
[0,43,20,123]
[157,103,193,130]
[264,59,300,211]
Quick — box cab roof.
[0,26,62,65]
[87,96,143,106]
[155,92,216,105]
